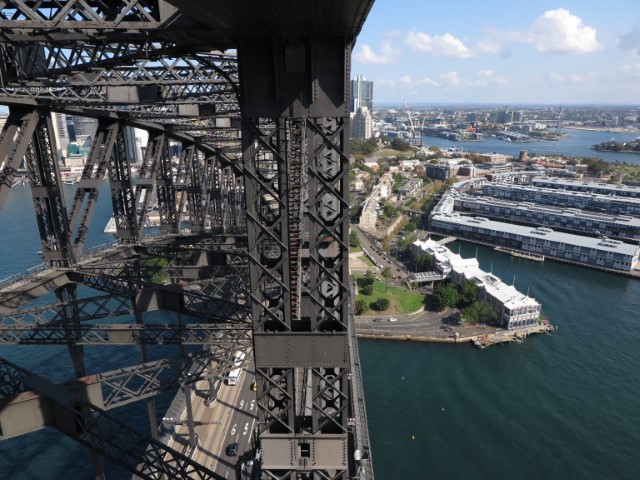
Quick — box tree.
[371,297,390,311]
[381,267,392,292]
[382,235,391,252]
[349,230,360,248]
[361,284,374,296]
[459,280,479,308]
[390,138,413,151]
[416,253,433,271]
[360,275,375,287]
[431,282,459,311]
[461,301,499,325]
[355,299,368,315]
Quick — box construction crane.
[403,98,422,146]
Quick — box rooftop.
[432,213,640,256]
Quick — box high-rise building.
[350,74,373,113]
[50,112,71,162]
[351,106,373,139]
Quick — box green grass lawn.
[358,255,374,267]
[349,246,362,254]
[374,149,415,159]
[353,275,424,314]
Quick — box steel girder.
[0,106,39,208]
[68,119,118,254]
[0,357,224,480]
[107,120,139,241]
[25,111,75,266]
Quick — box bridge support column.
[239,37,354,478]
[25,111,74,267]
[107,125,138,242]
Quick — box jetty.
[494,246,544,262]
[472,322,555,349]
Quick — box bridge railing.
[0,262,48,290]
[349,285,375,480]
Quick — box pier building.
[531,178,640,198]
[454,196,640,240]
[411,238,541,329]
[430,214,640,271]
[481,183,640,217]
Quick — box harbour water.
[361,241,640,480]
[0,183,180,479]
[423,128,640,165]
[1,128,640,479]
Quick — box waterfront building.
[485,171,540,184]
[532,178,640,198]
[411,238,541,329]
[454,195,640,240]
[430,213,640,272]
[482,183,640,217]
[350,74,373,113]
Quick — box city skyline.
[354,1,640,105]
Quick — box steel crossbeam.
[0,294,132,327]
[0,322,250,346]
[0,357,224,480]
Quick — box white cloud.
[406,31,473,58]
[616,63,640,77]
[439,71,461,87]
[529,9,601,54]
[546,72,598,84]
[353,42,399,65]
[619,23,640,56]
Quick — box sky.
[353,0,640,105]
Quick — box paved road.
[166,349,258,479]
[352,225,409,281]
[355,308,499,340]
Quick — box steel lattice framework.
[0,0,376,479]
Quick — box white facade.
[352,106,373,139]
[411,238,542,329]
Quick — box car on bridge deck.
[227,442,239,457]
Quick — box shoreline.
[564,125,638,133]
[357,322,555,348]
[355,310,556,349]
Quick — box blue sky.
[353,1,640,105]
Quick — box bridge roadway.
[164,350,257,480]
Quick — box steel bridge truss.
[0,1,376,479]
[244,115,353,479]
